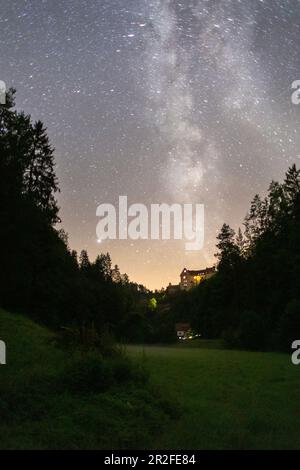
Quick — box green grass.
[1,308,300,449]
[174,338,224,349]
[127,344,300,449]
[0,309,175,449]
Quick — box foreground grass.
[0,309,175,449]
[2,307,299,450]
[128,344,300,449]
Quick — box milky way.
[0,0,299,289]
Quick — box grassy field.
[0,309,175,449]
[1,308,300,449]
[128,344,300,449]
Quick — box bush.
[222,327,240,349]
[62,352,114,393]
[111,356,148,385]
[278,299,300,351]
[61,351,149,394]
[238,310,266,351]
[59,324,116,356]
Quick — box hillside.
[0,309,175,449]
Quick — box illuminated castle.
[180,267,215,290]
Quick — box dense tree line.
[170,165,300,351]
[0,89,149,340]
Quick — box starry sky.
[1,0,300,289]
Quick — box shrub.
[111,356,134,383]
[62,352,114,393]
[61,351,149,394]
[110,356,149,385]
[238,310,266,351]
[222,327,240,349]
[59,324,116,356]
[278,299,300,351]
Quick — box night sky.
[1,0,300,289]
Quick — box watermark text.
[0,80,6,105]
[291,340,300,365]
[0,340,6,365]
[96,196,204,251]
[291,80,300,105]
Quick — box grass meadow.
[0,309,175,449]
[128,344,300,449]
[0,308,300,449]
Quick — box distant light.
[97,239,102,244]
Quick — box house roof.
[175,322,191,331]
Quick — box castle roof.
[180,267,215,276]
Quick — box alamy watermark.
[0,340,6,365]
[291,340,300,365]
[96,196,204,251]
[291,80,300,105]
[0,80,6,105]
